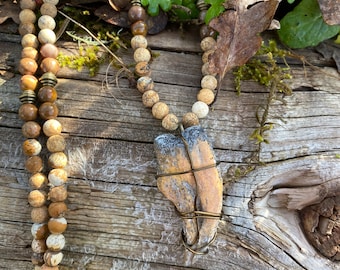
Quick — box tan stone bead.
[152,102,169,120]
[31,223,49,240]
[135,61,151,77]
[48,217,67,234]
[197,88,215,105]
[182,112,199,129]
[43,0,59,5]
[32,239,47,253]
[38,15,56,30]
[48,152,67,168]
[200,36,216,52]
[134,48,151,63]
[25,156,44,173]
[19,9,36,24]
[40,3,58,18]
[22,47,39,60]
[21,33,39,48]
[142,90,159,108]
[28,190,47,208]
[41,264,60,270]
[162,113,179,131]
[131,35,148,50]
[39,102,59,120]
[48,185,67,202]
[29,173,48,189]
[136,76,154,93]
[40,57,60,74]
[44,250,63,267]
[43,119,62,137]
[48,202,67,218]
[38,29,56,45]
[192,101,209,118]
[23,139,42,156]
[48,168,68,187]
[19,103,38,121]
[31,206,49,223]
[40,43,59,59]
[201,62,216,76]
[20,0,37,10]
[19,58,38,75]
[202,49,214,64]
[19,22,36,36]
[22,121,41,138]
[201,75,218,90]
[46,234,65,251]
[131,20,148,36]
[31,252,44,266]
[21,74,38,90]
[47,135,66,152]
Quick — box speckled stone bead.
[135,61,151,77]
[21,47,39,60]
[136,76,154,93]
[201,75,217,90]
[44,250,64,267]
[128,5,147,23]
[192,101,209,118]
[31,223,49,240]
[38,29,56,44]
[46,234,65,251]
[182,112,200,129]
[31,239,47,253]
[29,173,48,189]
[202,49,214,64]
[31,206,49,223]
[49,185,67,202]
[48,168,67,187]
[40,43,59,58]
[134,47,151,63]
[25,156,44,173]
[201,62,216,76]
[20,0,37,10]
[40,57,60,74]
[152,102,169,120]
[19,58,38,75]
[28,190,47,208]
[19,22,36,35]
[21,33,39,48]
[142,90,159,107]
[19,103,38,121]
[19,9,37,24]
[48,202,67,218]
[39,102,59,120]
[43,119,62,137]
[162,113,179,131]
[40,3,58,18]
[197,88,215,105]
[47,135,66,152]
[38,86,57,102]
[131,35,148,50]
[43,0,59,5]
[48,152,67,168]
[20,74,38,90]
[22,121,41,138]
[200,37,216,52]
[23,139,42,156]
[48,217,67,234]
[38,15,56,30]
[131,20,148,36]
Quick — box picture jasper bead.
[48,185,67,202]
[192,101,209,118]
[135,61,151,77]
[19,9,36,24]
[197,88,215,105]
[46,234,66,251]
[19,103,38,121]
[31,239,47,253]
[202,49,214,64]
[38,15,56,30]
[142,90,159,108]
[136,76,154,93]
[31,223,49,240]
[31,206,49,223]
[28,190,47,208]
[48,217,67,234]
[47,135,66,152]
[43,119,62,137]
[21,46,39,60]
[40,264,60,270]
[21,33,39,48]
[39,102,59,120]
[38,86,57,102]
[29,173,48,189]
[20,0,37,10]
[22,121,41,138]
[48,152,67,168]
[40,3,58,18]
[134,47,151,63]
[22,139,42,156]
[162,113,179,131]
[31,252,44,266]
[48,168,68,186]
[40,57,60,74]
[182,112,200,129]
[48,202,67,218]
[201,75,217,90]
[200,36,217,52]
[19,58,38,75]
[18,22,36,36]
[25,156,43,173]
[38,29,57,44]
[128,5,147,23]
[131,35,148,50]
[152,102,169,120]
[40,43,59,58]
[131,20,148,36]
[44,250,64,267]
[20,74,38,90]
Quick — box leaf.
[0,0,20,24]
[315,40,340,73]
[278,0,340,49]
[141,0,172,16]
[317,0,340,25]
[208,0,279,81]
[204,0,225,24]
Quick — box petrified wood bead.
[46,234,65,251]
[48,152,67,168]
[131,20,148,36]
[38,29,56,44]
[182,112,200,129]
[22,139,42,156]
[136,76,154,93]
[19,9,36,24]
[152,102,169,120]
[43,119,62,137]
[38,15,56,30]
[48,217,67,234]
[21,46,39,60]
[39,102,59,120]
[18,22,36,35]
[40,43,59,58]
[44,250,64,267]
[201,75,217,90]
[31,239,47,253]
[29,173,48,189]
[19,58,38,75]
[31,206,49,223]
[40,57,60,74]
[200,36,216,52]
[19,103,38,121]
[48,185,67,202]
[192,101,209,118]
[40,3,58,18]
[134,47,151,63]
[48,202,67,218]
[20,74,38,90]
[25,156,43,173]
[202,49,214,64]
[31,223,49,240]
[48,168,68,186]
[135,61,151,77]
[38,86,57,102]
[46,135,66,153]
[28,190,47,208]
[128,5,147,23]
[22,121,41,138]
[142,90,159,107]
[20,0,37,10]
[31,252,44,266]
[21,33,39,48]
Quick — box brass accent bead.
[25,156,44,173]
[39,102,59,120]
[197,88,215,105]
[152,102,169,120]
[19,103,38,121]
[19,89,36,104]
[142,90,159,108]
[182,112,200,129]
[162,113,179,131]
[22,121,41,138]
[40,72,58,87]
[135,61,151,77]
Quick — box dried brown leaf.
[318,0,340,25]
[208,0,279,80]
[0,0,20,24]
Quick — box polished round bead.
[200,37,216,52]
[29,173,48,189]
[48,152,67,168]
[38,86,57,102]
[38,29,56,44]
[162,113,179,131]
[43,119,62,137]
[21,33,39,48]
[20,74,38,90]
[201,75,218,90]
[47,135,66,152]
[48,168,68,186]
[46,234,65,251]
[39,102,59,120]
[135,61,151,77]
[43,0,59,5]
[48,202,67,218]
[31,206,49,223]
[23,139,42,156]
[19,58,38,75]
[48,217,67,234]
[18,22,36,35]
[40,43,59,58]
[28,190,47,208]
[197,88,215,105]
[201,62,216,76]
[25,156,43,173]
[192,101,209,118]
[136,76,153,93]
[142,90,159,108]
[20,0,37,10]
[31,252,44,266]
[31,223,49,240]
[40,57,60,74]
[19,9,36,24]
[131,35,147,50]
[134,47,151,63]
[21,46,39,60]
[19,89,36,104]
[40,3,58,18]
[38,15,56,30]
[19,103,38,121]
[44,250,63,267]
[49,185,67,202]
[152,102,169,120]
[131,20,148,36]
[22,121,41,138]
[128,5,147,23]
[32,239,47,253]
[182,112,200,129]
[202,49,214,64]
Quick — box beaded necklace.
[19,0,68,268]
[129,0,223,254]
